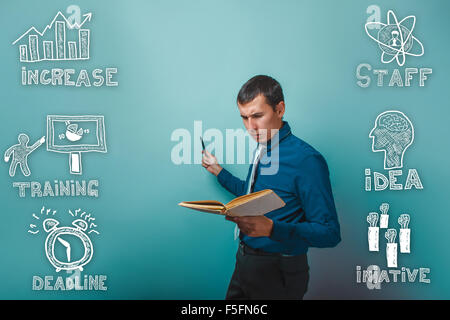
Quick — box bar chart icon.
[13,11,92,63]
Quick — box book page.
[178,201,225,214]
[226,191,285,217]
[225,189,272,208]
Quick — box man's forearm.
[270,219,341,248]
[217,168,246,197]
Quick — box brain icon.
[378,113,411,132]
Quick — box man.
[202,75,341,300]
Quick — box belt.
[238,241,295,257]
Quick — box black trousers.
[225,242,309,300]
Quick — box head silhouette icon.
[18,133,29,145]
[369,111,414,169]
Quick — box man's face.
[238,94,285,143]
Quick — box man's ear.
[275,101,285,119]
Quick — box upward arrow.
[66,12,93,29]
[77,12,92,28]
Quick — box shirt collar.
[259,121,291,151]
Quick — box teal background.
[0,0,449,299]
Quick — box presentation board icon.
[12,11,92,62]
[46,115,107,175]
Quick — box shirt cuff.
[269,220,291,242]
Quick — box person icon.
[388,30,401,48]
[369,111,414,170]
[4,134,46,177]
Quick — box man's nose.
[247,118,258,131]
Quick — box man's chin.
[251,135,265,143]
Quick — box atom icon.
[365,10,424,66]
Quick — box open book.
[178,189,285,217]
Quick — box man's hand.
[39,136,46,144]
[4,155,10,162]
[202,150,222,176]
[226,216,274,237]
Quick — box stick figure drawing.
[4,134,45,177]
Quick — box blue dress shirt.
[217,121,341,255]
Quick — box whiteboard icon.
[47,115,107,175]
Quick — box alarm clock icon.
[43,218,93,272]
